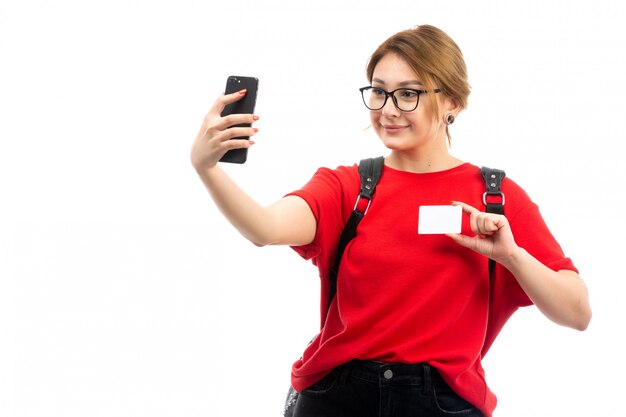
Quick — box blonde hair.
[366,25,471,143]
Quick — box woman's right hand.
[189,89,316,247]
[190,89,259,172]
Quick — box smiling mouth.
[382,125,408,132]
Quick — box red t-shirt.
[287,162,577,417]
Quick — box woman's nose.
[381,96,400,117]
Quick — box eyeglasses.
[359,86,441,112]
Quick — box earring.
[445,113,455,125]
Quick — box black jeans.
[286,360,483,417]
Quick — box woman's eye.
[399,90,419,99]
[371,88,386,96]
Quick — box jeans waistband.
[334,360,445,387]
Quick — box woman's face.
[369,53,448,153]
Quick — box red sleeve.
[284,165,359,324]
[482,177,578,356]
[285,165,360,266]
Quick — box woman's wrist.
[498,246,528,272]
[194,161,219,179]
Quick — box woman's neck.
[385,150,464,173]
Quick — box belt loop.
[422,364,432,395]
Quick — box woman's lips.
[382,124,408,133]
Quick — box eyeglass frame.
[359,86,442,112]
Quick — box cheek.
[370,112,382,135]
[410,112,435,131]
[369,111,379,126]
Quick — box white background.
[1,0,624,416]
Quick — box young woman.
[191,25,591,417]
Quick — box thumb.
[446,233,475,250]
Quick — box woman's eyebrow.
[372,78,424,87]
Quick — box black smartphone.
[219,75,259,164]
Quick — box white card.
[418,205,462,234]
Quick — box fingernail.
[252,115,260,121]
[239,89,247,95]
[249,140,256,145]
[253,128,259,133]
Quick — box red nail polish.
[239,89,247,95]
[252,115,259,121]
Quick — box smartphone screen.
[219,76,259,164]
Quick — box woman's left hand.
[448,202,592,331]
[446,201,519,266]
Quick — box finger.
[471,213,488,235]
[220,136,256,152]
[217,126,259,142]
[485,217,499,233]
[478,214,503,237]
[475,213,488,233]
[468,208,480,236]
[451,201,480,216]
[208,89,248,116]
[489,215,508,233]
[470,212,494,238]
[214,113,259,131]
[452,201,496,236]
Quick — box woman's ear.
[437,93,461,119]
[446,96,462,115]
[440,95,462,130]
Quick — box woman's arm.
[447,202,592,331]
[498,248,591,330]
[191,91,316,247]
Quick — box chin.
[379,135,412,151]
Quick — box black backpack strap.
[357,155,385,202]
[481,166,506,279]
[481,167,506,215]
[325,156,384,320]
